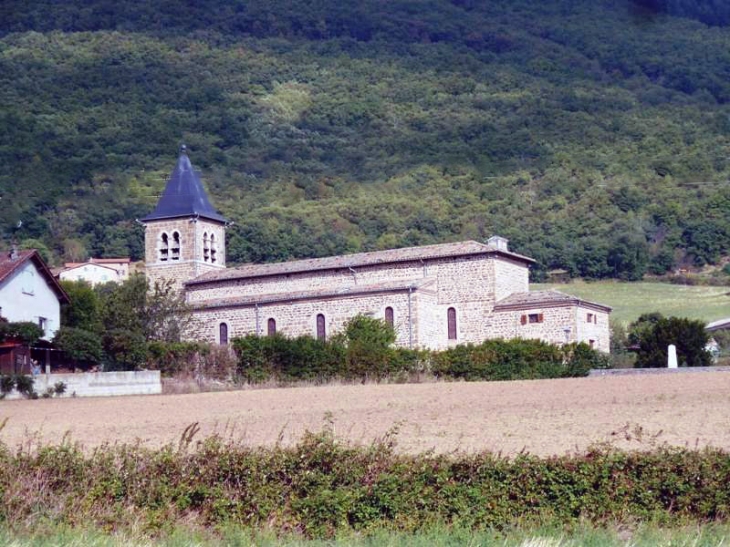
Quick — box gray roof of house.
[706,318,730,331]
[186,240,534,287]
[493,290,612,312]
[190,277,437,310]
[140,148,226,223]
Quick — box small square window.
[528,313,543,324]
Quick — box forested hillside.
[1,0,728,280]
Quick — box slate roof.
[706,318,730,332]
[493,290,611,312]
[140,148,226,223]
[190,277,437,310]
[0,249,69,303]
[187,240,534,287]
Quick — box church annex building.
[141,150,611,352]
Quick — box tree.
[340,315,396,379]
[633,315,711,368]
[60,280,101,332]
[53,326,103,364]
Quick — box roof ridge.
[187,240,532,286]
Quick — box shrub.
[632,315,711,368]
[13,375,35,398]
[0,322,44,345]
[0,433,728,538]
[431,339,602,381]
[0,375,14,395]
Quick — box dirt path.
[1,373,728,456]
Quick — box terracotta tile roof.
[0,250,35,285]
[0,249,69,303]
[64,258,130,267]
[62,263,121,273]
[494,290,612,312]
[190,277,436,310]
[187,240,533,286]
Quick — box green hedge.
[0,433,728,538]
[232,333,607,384]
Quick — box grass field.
[3,524,730,546]
[534,281,730,325]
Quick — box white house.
[59,257,130,286]
[0,249,69,340]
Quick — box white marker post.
[667,344,678,369]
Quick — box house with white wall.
[59,257,130,286]
[0,248,69,340]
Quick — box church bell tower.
[140,146,227,290]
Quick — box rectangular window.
[528,313,543,324]
[586,313,594,323]
[447,308,457,340]
[316,314,326,341]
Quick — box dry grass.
[1,372,730,456]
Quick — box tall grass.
[0,427,728,540]
[1,523,730,546]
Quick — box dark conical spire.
[140,146,226,223]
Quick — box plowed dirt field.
[1,372,729,456]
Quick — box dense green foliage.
[56,276,193,369]
[629,312,711,367]
[0,321,44,345]
[0,1,729,278]
[233,318,605,383]
[0,432,729,538]
[431,339,609,380]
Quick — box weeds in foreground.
[0,427,728,539]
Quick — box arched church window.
[385,307,394,327]
[203,232,210,262]
[447,307,457,340]
[210,233,217,263]
[316,314,326,341]
[219,322,228,345]
[159,232,169,262]
[267,318,277,336]
[171,231,181,261]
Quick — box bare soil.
[1,372,729,456]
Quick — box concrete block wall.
[5,371,162,399]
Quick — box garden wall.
[6,371,162,399]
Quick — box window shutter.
[520,315,527,325]
[538,313,544,323]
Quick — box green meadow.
[534,281,730,325]
[3,524,730,547]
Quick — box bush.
[0,375,14,397]
[0,433,728,538]
[232,331,606,385]
[0,322,44,345]
[13,375,35,398]
[53,326,103,364]
[632,315,711,368]
[431,339,603,381]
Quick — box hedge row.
[232,332,609,384]
[0,432,728,538]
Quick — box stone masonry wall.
[493,258,530,302]
[491,305,610,351]
[190,291,419,348]
[144,218,225,290]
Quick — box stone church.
[141,150,611,352]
